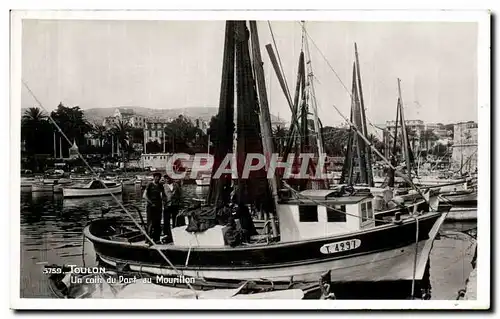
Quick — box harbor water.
[19,184,476,299]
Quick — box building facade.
[451,121,478,172]
[144,119,169,144]
[385,119,425,150]
[140,153,172,170]
[102,108,146,129]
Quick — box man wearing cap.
[143,172,166,243]
[163,175,183,243]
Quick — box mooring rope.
[81,233,86,268]
[410,214,420,299]
[22,80,199,298]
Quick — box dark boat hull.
[85,212,446,283]
[441,190,477,206]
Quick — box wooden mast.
[303,24,327,189]
[352,62,368,184]
[354,43,374,187]
[207,21,236,205]
[340,96,355,185]
[234,21,274,229]
[249,20,279,237]
[397,78,412,180]
[388,98,401,187]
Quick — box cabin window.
[326,205,347,222]
[298,205,318,222]
[361,201,374,222]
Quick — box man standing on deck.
[143,172,166,243]
[163,176,183,243]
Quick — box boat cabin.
[277,189,375,242]
[170,189,377,248]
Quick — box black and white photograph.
[9,9,490,310]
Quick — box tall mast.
[398,78,412,180]
[303,24,328,189]
[249,21,279,236]
[59,136,63,159]
[340,85,355,185]
[352,63,368,184]
[354,43,374,187]
[53,131,57,158]
[303,24,325,160]
[387,98,401,187]
[207,21,236,205]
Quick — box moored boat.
[21,176,38,190]
[62,180,123,198]
[195,177,211,187]
[85,187,447,284]
[440,189,477,206]
[31,182,55,192]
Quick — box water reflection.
[20,184,208,298]
[20,184,474,300]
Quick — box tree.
[112,119,133,170]
[21,107,54,156]
[272,125,288,155]
[50,103,92,157]
[129,127,144,145]
[321,126,350,156]
[90,123,107,149]
[164,115,206,154]
[421,129,438,151]
[367,134,385,155]
[146,141,162,154]
[405,128,418,152]
[433,143,448,157]
[208,112,234,155]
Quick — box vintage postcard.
[10,9,490,310]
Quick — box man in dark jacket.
[144,172,166,243]
[163,176,184,243]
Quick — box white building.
[140,153,173,170]
[144,119,169,144]
[103,108,147,129]
[451,121,478,172]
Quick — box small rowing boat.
[62,180,123,198]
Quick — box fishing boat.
[446,206,477,221]
[84,20,448,290]
[62,180,123,198]
[120,178,136,186]
[31,182,55,192]
[134,174,153,187]
[21,176,38,190]
[441,188,477,206]
[85,186,446,284]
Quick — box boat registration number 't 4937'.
[320,239,361,254]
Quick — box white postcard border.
[9,9,490,310]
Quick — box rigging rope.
[22,80,199,298]
[297,22,388,144]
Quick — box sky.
[21,19,478,127]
